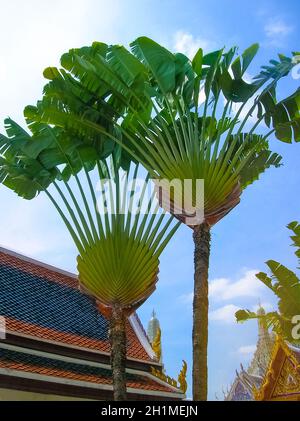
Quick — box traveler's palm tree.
[0,120,180,400]
[21,38,300,400]
[236,221,300,344]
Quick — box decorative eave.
[225,374,254,401]
[237,369,262,393]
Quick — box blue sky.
[0,0,299,400]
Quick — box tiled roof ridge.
[134,312,151,343]
[0,247,77,289]
[5,316,153,361]
[129,314,156,361]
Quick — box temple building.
[226,306,275,401]
[254,337,300,401]
[226,305,300,401]
[0,247,185,401]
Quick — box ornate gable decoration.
[273,357,300,398]
[255,337,300,401]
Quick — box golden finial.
[152,326,161,361]
[178,360,188,393]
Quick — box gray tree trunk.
[110,305,127,401]
[192,222,211,401]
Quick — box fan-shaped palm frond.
[77,161,180,310]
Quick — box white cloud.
[209,269,264,301]
[173,31,213,59]
[0,0,123,124]
[209,304,240,324]
[230,97,264,128]
[264,18,293,38]
[180,292,194,304]
[263,18,294,46]
[179,269,268,310]
[0,0,123,270]
[0,1,85,123]
[242,72,253,85]
[237,344,256,355]
[0,186,75,260]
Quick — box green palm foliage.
[22,40,299,224]
[236,222,300,344]
[12,37,300,400]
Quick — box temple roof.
[0,247,154,362]
[0,247,184,400]
[225,305,275,400]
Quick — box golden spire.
[152,326,161,361]
[178,360,188,393]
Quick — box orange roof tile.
[0,353,174,393]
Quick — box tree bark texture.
[192,222,211,401]
[110,305,127,401]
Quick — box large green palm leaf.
[236,222,300,343]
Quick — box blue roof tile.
[0,263,109,341]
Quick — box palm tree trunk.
[192,222,211,401]
[110,305,127,401]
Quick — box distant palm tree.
[0,120,179,400]
[236,221,300,344]
[20,39,300,400]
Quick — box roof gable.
[0,248,154,363]
[255,338,300,400]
